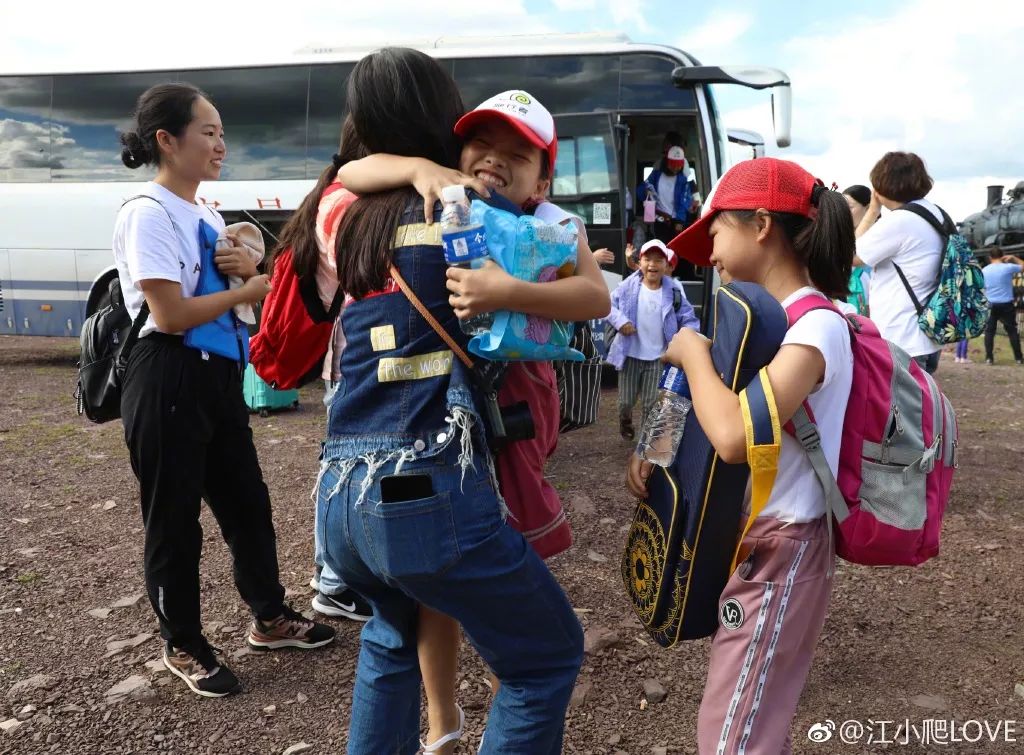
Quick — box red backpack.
[249,184,353,390]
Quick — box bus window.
[619,54,697,111]
[50,72,174,182]
[452,55,619,114]
[184,66,309,181]
[307,63,354,175]
[553,134,616,197]
[0,76,54,182]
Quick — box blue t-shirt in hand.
[982,261,1021,304]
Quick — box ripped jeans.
[316,434,583,755]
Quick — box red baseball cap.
[667,158,821,267]
[665,146,687,171]
[454,90,558,169]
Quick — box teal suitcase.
[243,364,299,417]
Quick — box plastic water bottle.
[636,364,693,467]
[440,184,492,336]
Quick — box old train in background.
[960,182,1024,256]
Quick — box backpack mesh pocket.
[858,460,927,530]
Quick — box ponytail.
[270,116,367,281]
[798,188,854,300]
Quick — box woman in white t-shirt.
[627,158,855,753]
[113,83,334,699]
[853,151,943,373]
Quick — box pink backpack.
[785,296,957,566]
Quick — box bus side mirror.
[771,84,792,148]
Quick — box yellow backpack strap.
[732,367,782,572]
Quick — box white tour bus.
[0,33,790,337]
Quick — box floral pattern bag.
[894,203,990,344]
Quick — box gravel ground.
[1,335,1022,755]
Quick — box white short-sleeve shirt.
[856,199,943,357]
[635,284,664,360]
[753,287,854,523]
[112,182,224,338]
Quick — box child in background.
[628,157,855,753]
[338,88,609,754]
[605,239,699,440]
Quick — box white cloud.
[0,0,552,72]
[713,0,1024,222]
[677,9,755,64]
[551,0,597,9]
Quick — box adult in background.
[843,184,872,314]
[637,137,701,279]
[853,152,943,373]
[114,84,335,698]
[981,249,1024,364]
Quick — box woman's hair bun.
[119,131,151,169]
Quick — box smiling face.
[707,211,766,283]
[157,97,226,183]
[459,120,549,207]
[639,249,670,285]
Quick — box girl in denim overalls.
[315,48,585,755]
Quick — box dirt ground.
[1,335,1022,755]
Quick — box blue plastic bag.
[183,219,249,363]
[467,200,584,362]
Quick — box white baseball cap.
[666,146,687,169]
[640,238,677,268]
[454,90,558,168]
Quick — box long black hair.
[271,116,367,279]
[119,83,209,169]
[333,47,466,299]
[722,188,855,300]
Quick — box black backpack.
[75,278,149,423]
[75,195,172,423]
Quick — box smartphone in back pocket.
[380,474,434,503]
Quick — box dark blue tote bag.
[184,219,249,363]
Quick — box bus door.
[550,113,623,274]
[0,250,13,335]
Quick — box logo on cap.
[510,92,532,106]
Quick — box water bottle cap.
[441,185,467,203]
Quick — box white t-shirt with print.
[856,199,943,357]
[753,287,854,523]
[112,182,225,338]
[635,284,664,360]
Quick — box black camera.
[474,362,535,452]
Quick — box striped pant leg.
[697,517,834,755]
[617,357,643,420]
[637,360,662,425]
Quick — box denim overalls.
[316,201,583,755]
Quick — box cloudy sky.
[2,0,1019,220]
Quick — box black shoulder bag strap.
[892,202,951,316]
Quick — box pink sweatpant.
[697,515,834,755]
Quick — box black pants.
[984,301,1023,362]
[121,334,285,648]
